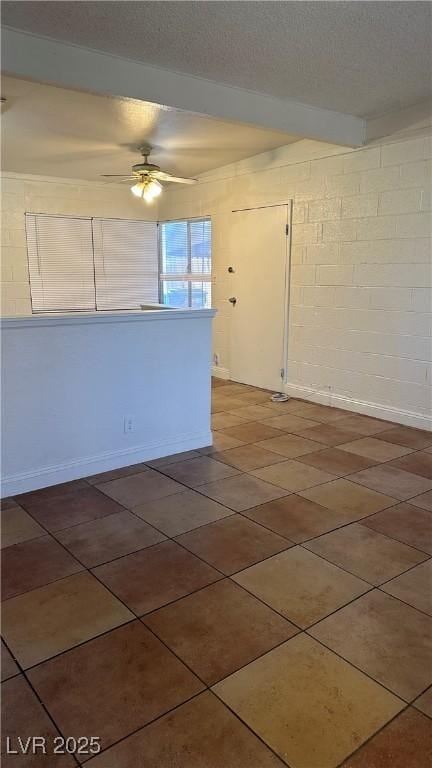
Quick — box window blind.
[26,214,96,312]
[92,218,159,310]
[159,218,211,308]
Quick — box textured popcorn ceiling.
[2,1,431,118]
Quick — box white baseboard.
[283,382,432,431]
[212,365,230,380]
[1,431,213,497]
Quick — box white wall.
[1,310,214,496]
[1,173,158,316]
[159,127,432,428]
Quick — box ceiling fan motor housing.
[132,162,160,175]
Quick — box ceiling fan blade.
[152,171,197,184]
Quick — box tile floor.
[2,378,432,767]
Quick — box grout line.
[1,634,82,767]
[333,702,412,768]
[3,384,432,764]
[305,632,410,704]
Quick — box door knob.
[228,266,235,273]
[228,297,237,305]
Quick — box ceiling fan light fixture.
[143,179,162,201]
[131,177,162,202]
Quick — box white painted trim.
[283,382,432,431]
[212,365,230,380]
[1,308,216,329]
[2,27,365,147]
[1,431,213,497]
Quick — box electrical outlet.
[124,416,134,434]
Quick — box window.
[26,214,158,313]
[92,218,158,310]
[26,214,96,312]
[159,218,211,308]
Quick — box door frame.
[230,199,293,388]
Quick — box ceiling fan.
[101,144,197,202]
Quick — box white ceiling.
[2,1,431,119]
[1,76,298,181]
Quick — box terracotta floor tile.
[144,579,297,685]
[213,634,403,768]
[2,571,133,668]
[1,497,19,511]
[221,422,285,443]
[19,487,126,533]
[390,451,432,480]
[340,437,414,462]
[15,479,89,505]
[341,708,432,768]
[333,414,392,436]
[271,401,347,423]
[309,590,432,700]
[213,382,254,396]
[28,621,203,752]
[1,536,83,600]
[349,464,432,501]
[213,444,286,471]
[414,687,432,718]
[2,676,75,766]
[243,494,368,542]
[132,489,233,536]
[298,447,378,476]
[198,432,246,454]
[86,691,284,768]
[300,478,397,517]
[146,450,201,468]
[375,426,432,450]
[305,523,427,586]
[255,433,323,458]
[212,377,228,388]
[234,547,370,628]
[262,399,306,414]
[211,412,250,430]
[228,405,276,421]
[1,640,19,681]
[260,414,320,432]
[198,474,288,512]
[86,462,150,484]
[93,540,221,615]
[211,396,249,413]
[295,424,364,446]
[361,503,432,554]
[250,460,336,491]
[382,560,432,616]
[411,489,432,512]
[55,510,166,567]
[97,470,183,508]
[176,515,291,575]
[159,456,240,487]
[1,505,45,548]
[236,389,276,405]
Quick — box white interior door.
[228,204,290,391]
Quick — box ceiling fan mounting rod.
[139,143,152,161]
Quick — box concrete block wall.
[1,174,157,316]
[159,130,432,426]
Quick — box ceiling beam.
[2,27,366,147]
